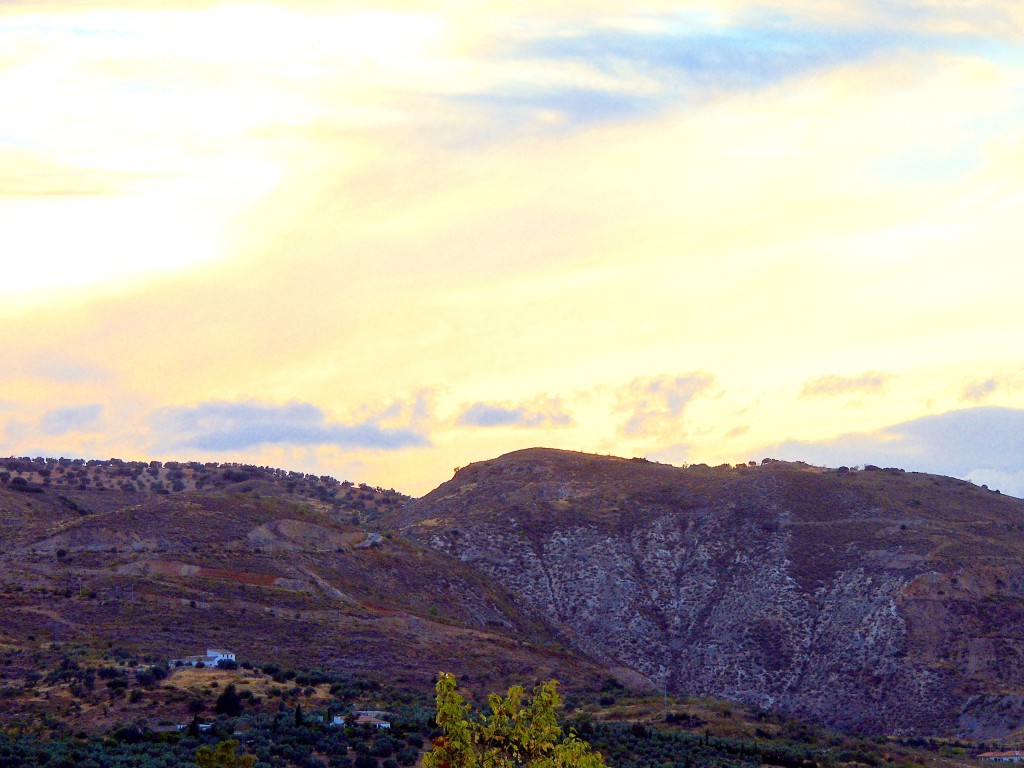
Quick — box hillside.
[387,448,1024,738]
[0,455,606,736]
[4,451,1024,740]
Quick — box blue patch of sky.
[527,24,895,89]
[0,134,35,147]
[870,149,980,184]
[457,16,1004,133]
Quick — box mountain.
[386,448,1024,738]
[0,456,605,716]
[3,451,1024,739]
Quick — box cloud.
[456,397,572,428]
[800,371,893,397]
[24,355,109,384]
[486,9,1004,131]
[152,400,429,452]
[522,22,891,93]
[617,372,715,437]
[0,149,138,198]
[763,407,1024,497]
[39,404,103,435]
[961,369,1024,402]
[0,353,108,384]
[962,377,999,402]
[361,388,437,431]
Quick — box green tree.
[195,739,257,768]
[215,683,243,717]
[423,673,607,768]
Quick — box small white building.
[169,648,236,667]
[979,753,1024,763]
[356,715,391,729]
[330,713,391,729]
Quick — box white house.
[169,648,236,667]
[356,715,391,729]
[979,753,1024,763]
[330,713,391,729]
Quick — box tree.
[423,673,607,768]
[215,684,243,717]
[195,739,256,768]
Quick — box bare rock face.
[393,449,1024,737]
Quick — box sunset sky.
[2,0,1023,497]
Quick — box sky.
[2,0,1024,497]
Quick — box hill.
[4,450,1024,740]
[0,455,606,736]
[386,448,1024,738]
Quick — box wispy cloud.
[961,368,1024,402]
[962,377,999,402]
[39,404,103,435]
[522,22,889,90]
[457,397,572,428]
[617,372,715,437]
[800,371,893,398]
[152,400,429,452]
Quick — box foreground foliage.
[0,666,997,768]
[423,674,606,768]
[197,739,257,768]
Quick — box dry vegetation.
[4,449,1024,747]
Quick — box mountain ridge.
[3,450,1024,738]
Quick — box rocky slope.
[388,448,1024,737]
[6,451,1024,738]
